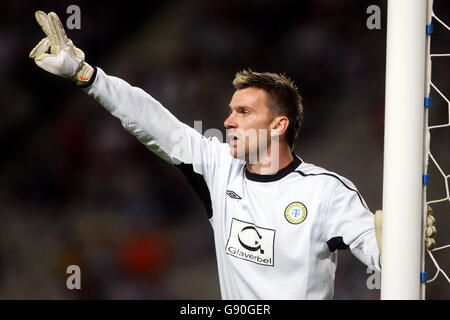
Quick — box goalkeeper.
[30,11,385,299]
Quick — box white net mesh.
[422,0,450,299]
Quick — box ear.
[270,115,289,137]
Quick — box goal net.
[381,0,449,299]
[421,0,450,300]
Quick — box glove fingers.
[29,37,50,59]
[427,215,436,227]
[48,12,70,48]
[74,46,85,61]
[426,238,436,250]
[35,11,58,46]
[34,47,64,61]
[426,226,437,238]
[34,51,51,62]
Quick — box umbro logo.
[226,190,242,200]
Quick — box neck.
[246,143,294,175]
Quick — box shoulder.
[296,161,354,185]
[294,160,361,196]
[295,160,368,210]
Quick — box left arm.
[325,182,381,271]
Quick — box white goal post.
[381,0,427,300]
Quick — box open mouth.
[229,135,239,145]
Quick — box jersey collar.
[245,154,302,182]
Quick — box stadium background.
[0,0,448,299]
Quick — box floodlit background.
[0,0,448,299]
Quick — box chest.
[220,176,328,267]
[224,176,326,226]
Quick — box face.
[224,87,277,162]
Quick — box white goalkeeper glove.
[374,206,437,266]
[374,210,383,264]
[29,11,94,86]
[425,205,437,250]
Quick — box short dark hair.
[232,69,303,150]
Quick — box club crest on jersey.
[284,202,307,224]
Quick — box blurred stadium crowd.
[0,0,448,299]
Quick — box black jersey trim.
[295,170,368,210]
[176,163,213,219]
[327,236,349,252]
[245,154,302,183]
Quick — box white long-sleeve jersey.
[82,68,381,300]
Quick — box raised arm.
[29,10,229,181]
[82,67,208,165]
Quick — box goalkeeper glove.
[374,210,383,261]
[374,206,437,266]
[29,11,94,86]
[425,205,437,250]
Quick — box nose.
[224,112,237,129]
